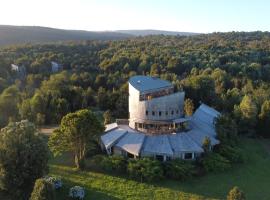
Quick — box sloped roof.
[169,133,204,153]
[142,135,173,155]
[129,75,172,92]
[115,132,145,156]
[101,128,127,149]
[100,103,220,157]
[187,128,220,146]
[105,122,118,132]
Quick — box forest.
[0,31,270,138]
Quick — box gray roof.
[142,135,173,155]
[169,133,204,153]
[129,75,172,92]
[105,122,118,132]
[115,132,145,156]
[100,128,127,149]
[100,103,220,157]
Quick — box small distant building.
[100,75,220,161]
[11,64,26,78]
[51,61,63,73]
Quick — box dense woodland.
[0,31,270,137]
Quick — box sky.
[0,0,269,33]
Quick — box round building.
[101,75,220,161]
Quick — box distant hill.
[0,25,201,47]
[0,25,133,46]
[116,29,199,36]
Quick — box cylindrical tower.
[128,76,185,134]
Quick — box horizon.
[0,0,269,33]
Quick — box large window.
[146,110,148,116]
[159,111,162,116]
[152,111,155,116]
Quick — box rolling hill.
[0,25,200,47]
[116,29,199,36]
[0,25,133,46]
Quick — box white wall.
[128,83,185,129]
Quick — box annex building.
[100,75,220,161]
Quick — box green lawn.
[49,138,270,200]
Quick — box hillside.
[116,29,199,36]
[0,25,133,46]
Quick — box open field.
[49,138,270,200]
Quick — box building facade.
[100,75,220,161]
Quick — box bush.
[218,145,245,163]
[163,159,195,180]
[202,153,231,172]
[69,186,85,200]
[227,186,246,200]
[127,158,163,182]
[30,178,55,200]
[100,155,127,173]
[44,176,63,189]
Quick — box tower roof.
[129,75,172,92]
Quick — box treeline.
[0,31,270,137]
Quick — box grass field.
[49,138,270,200]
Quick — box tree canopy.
[48,109,104,169]
[0,120,49,199]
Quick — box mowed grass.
[49,138,270,200]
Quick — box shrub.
[218,145,245,163]
[202,153,231,172]
[100,155,127,173]
[44,176,63,189]
[30,178,55,200]
[69,186,85,200]
[163,159,195,180]
[227,186,246,200]
[127,158,163,182]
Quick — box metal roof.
[100,103,220,157]
[115,132,145,156]
[129,75,172,92]
[105,122,118,132]
[142,135,173,155]
[169,133,204,153]
[100,128,127,149]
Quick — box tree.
[184,98,194,116]
[236,95,258,135]
[239,95,258,120]
[227,186,246,200]
[0,120,49,199]
[30,178,55,200]
[215,114,238,145]
[202,136,211,153]
[258,100,270,137]
[48,109,104,169]
[103,110,114,125]
[0,85,20,127]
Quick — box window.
[146,110,148,116]
[165,111,168,115]
[184,153,193,160]
[159,111,162,116]
[176,110,179,114]
[155,155,164,161]
[152,111,155,116]
[171,110,174,115]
